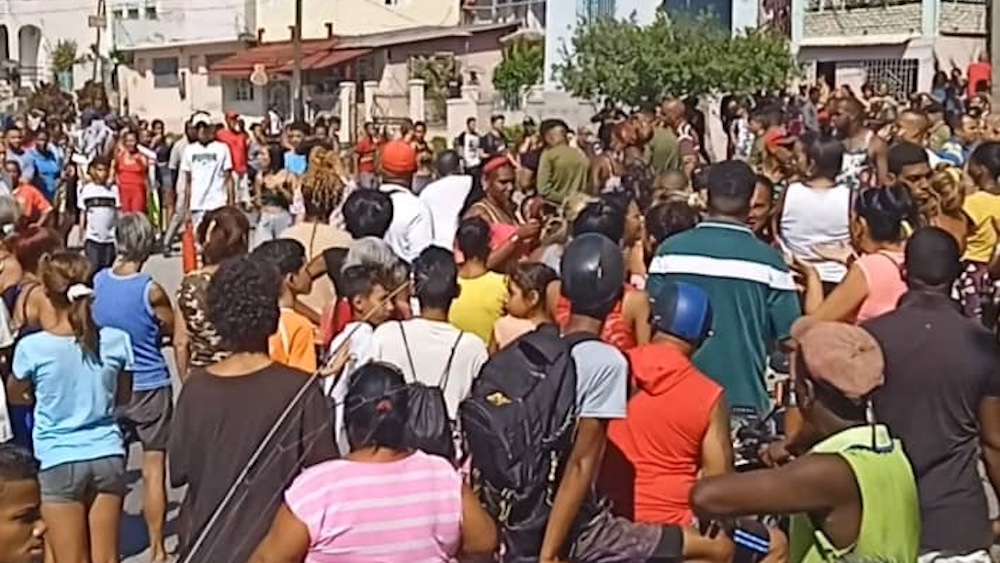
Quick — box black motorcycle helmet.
[560,233,625,318]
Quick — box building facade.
[0,0,110,91]
[791,0,986,94]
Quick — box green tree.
[556,12,797,105]
[492,39,544,109]
[409,55,460,124]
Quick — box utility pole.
[291,0,304,121]
[91,0,107,82]
[990,0,999,108]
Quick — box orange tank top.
[555,284,637,352]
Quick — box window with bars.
[859,58,919,99]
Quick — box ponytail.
[38,253,100,358]
[67,286,99,357]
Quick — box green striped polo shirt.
[647,220,801,413]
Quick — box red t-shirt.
[14,183,52,224]
[217,129,249,174]
[356,137,378,174]
[598,344,723,526]
[968,62,991,98]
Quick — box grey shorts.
[39,456,126,503]
[569,509,683,563]
[117,386,173,451]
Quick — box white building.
[0,0,109,91]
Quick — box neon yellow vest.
[790,425,920,563]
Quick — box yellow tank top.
[449,272,507,344]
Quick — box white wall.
[0,0,109,89]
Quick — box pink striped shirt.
[285,450,463,562]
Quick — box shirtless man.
[830,97,889,190]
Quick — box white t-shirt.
[371,318,487,418]
[459,132,481,169]
[420,174,473,250]
[180,141,232,212]
[77,182,120,243]
[326,321,376,453]
[379,183,434,263]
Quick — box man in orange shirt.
[217,110,251,209]
[599,279,732,526]
[252,238,317,373]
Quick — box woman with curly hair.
[914,167,970,253]
[280,149,351,322]
[173,206,250,380]
[169,255,337,563]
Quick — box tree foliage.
[51,40,79,74]
[492,39,544,108]
[556,13,797,106]
[409,55,460,124]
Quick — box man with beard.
[830,97,889,191]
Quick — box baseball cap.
[791,317,885,402]
[190,112,213,127]
[706,160,757,201]
[380,140,417,175]
[224,110,239,120]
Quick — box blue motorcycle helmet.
[649,280,713,349]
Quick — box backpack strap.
[398,321,418,383]
[438,331,464,390]
[563,331,600,350]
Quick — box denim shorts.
[39,456,126,503]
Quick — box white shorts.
[918,550,991,563]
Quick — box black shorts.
[117,386,173,451]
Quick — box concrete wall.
[255,0,460,43]
[797,37,936,91]
[375,29,508,120]
[938,2,985,35]
[120,41,246,131]
[803,4,923,37]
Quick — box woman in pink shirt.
[248,362,497,563]
[792,185,916,323]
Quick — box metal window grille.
[847,58,919,99]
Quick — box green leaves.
[555,12,798,106]
[492,39,544,109]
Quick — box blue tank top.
[92,270,169,391]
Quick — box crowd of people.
[0,64,994,563]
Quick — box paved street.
[121,254,184,563]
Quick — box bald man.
[895,109,945,168]
[661,98,702,177]
[831,97,889,190]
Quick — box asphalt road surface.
[121,254,184,563]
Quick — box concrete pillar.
[363,80,378,123]
[338,81,356,144]
[408,78,425,122]
[791,0,805,56]
[921,0,939,38]
[461,84,480,102]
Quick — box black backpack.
[398,322,462,462]
[460,324,597,560]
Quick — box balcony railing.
[462,0,546,26]
[112,8,253,50]
[807,0,983,11]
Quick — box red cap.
[380,140,417,175]
[224,110,239,120]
